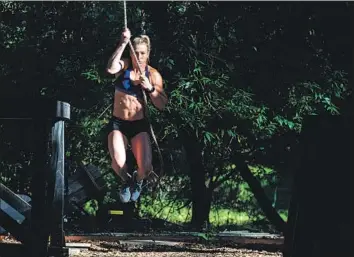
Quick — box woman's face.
[131,43,149,67]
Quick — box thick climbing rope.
[123,1,164,189]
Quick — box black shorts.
[108,116,150,141]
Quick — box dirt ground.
[0,233,284,257]
[72,240,283,257]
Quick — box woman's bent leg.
[108,130,131,203]
[108,130,130,180]
[130,132,153,201]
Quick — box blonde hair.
[132,35,151,55]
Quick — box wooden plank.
[65,242,91,248]
[66,164,105,206]
[0,211,31,244]
[0,98,70,120]
[0,183,31,214]
[64,232,284,245]
[0,242,70,257]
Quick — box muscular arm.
[148,70,168,111]
[106,42,128,74]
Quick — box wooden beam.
[0,98,70,120]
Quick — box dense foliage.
[0,1,351,232]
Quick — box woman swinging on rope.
[106,27,168,203]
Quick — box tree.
[0,1,350,232]
[144,1,350,230]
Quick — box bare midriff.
[112,90,144,121]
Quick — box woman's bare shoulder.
[148,66,162,76]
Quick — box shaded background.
[0,1,351,235]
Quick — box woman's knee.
[111,157,125,172]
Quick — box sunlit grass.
[139,196,192,224]
[139,196,288,228]
[209,208,251,226]
[279,209,288,222]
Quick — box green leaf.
[287,121,295,129]
[204,132,214,143]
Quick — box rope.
[123,0,127,30]
[122,1,164,189]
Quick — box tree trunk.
[236,159,286,233]
[190,185,212,230]
[180,130,212,230]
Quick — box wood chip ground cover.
[73,240,282,257]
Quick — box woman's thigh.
[130,132,152,173]
[108,130,128,168]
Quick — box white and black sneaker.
[119,181,131,203]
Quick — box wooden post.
[48,120,66,247]
[48,101,71,250]
[283,115,350,257]
[0,98,71,257]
